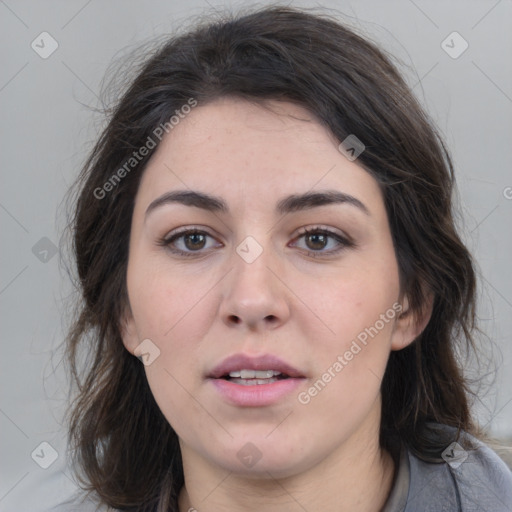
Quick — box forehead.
[134,97,384,217]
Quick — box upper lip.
[208,353,305,379]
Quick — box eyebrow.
[145,189,370,218]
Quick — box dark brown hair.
[65,5,480,511]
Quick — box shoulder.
[405,425,512,512]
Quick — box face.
[122,97,418,478]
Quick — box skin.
[121,97,431,512]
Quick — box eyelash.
[158,226,354,259]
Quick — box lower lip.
[209,378,305,407]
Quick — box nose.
[219,241,291,332]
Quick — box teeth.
[228,370,282,379]
[230,378,279,385]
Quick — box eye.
[160,228,220,257]
[291,227,353,257]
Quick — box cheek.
[298,292,399,429]
[315,256,399,344]
[126,256,213,411]
[301,250,400,403]
[127,252,209,338]
[139,313,207,437]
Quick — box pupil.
[186,233,205,250]
[307,233,326,250]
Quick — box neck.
[178,415,395,512]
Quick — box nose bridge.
[220,230,289,329]
[232,231,279,302]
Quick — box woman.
[63,5,512,511]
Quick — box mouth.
[207,353,306,406]
[208,353,305,381]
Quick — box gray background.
[1,0,511,510]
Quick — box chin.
[203,433,318,479]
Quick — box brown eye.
[182,232,207,250]
[304,231,328,251]
[293,227,353,258]
[161,229,220,257]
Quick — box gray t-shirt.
[382,427,512,511]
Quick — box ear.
[390,290,434,351]
[119,305,139,356]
